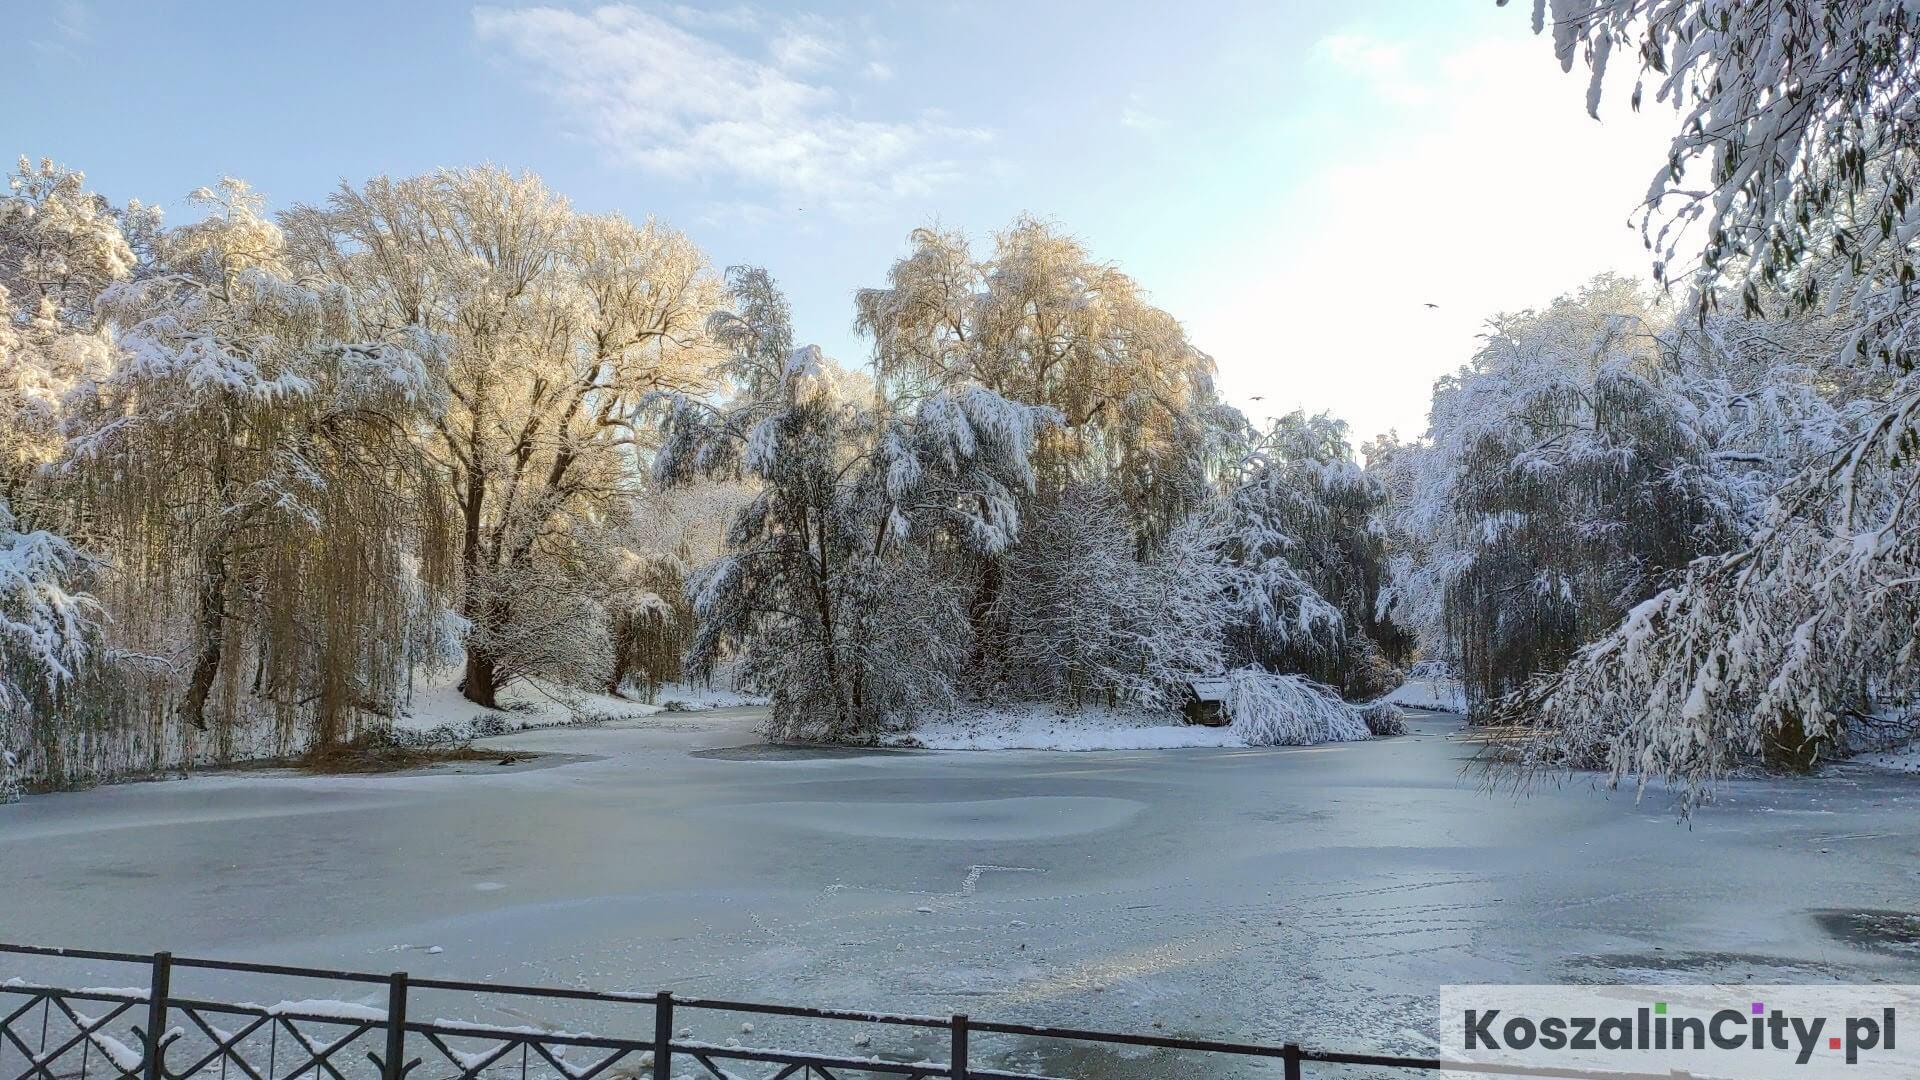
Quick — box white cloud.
[1181,33,1681,447]
[30,0,94,57]
[769,15,843,73]
[660,4,761,32]
[1314,32,1429,106]
[473,4,988,216]
[1119,93,1163,132]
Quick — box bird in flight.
[1424,302,1439,309]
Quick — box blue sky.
[9,0,1676,444]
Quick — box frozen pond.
[3,708,1918,1073]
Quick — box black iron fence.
[1,944,1674,1080]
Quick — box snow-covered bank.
[647,682,766,711]
[1376,677,1468,714]
[882,704,1246,751]
[1856,742,1920,775]
[389,680,659,744]
[879,679,1382,752]
[388,677,761,745]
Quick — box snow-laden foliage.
[1504,378,1920,802]
[0,156,155,317]
[282,167,724,708]
[0,496,100,796]
[57,179,453,752]
[1523,1,1920,343]
[855,218,1225,536]
[0,498,98,711]
[999,487,1231,710]
[1223,411,1407,698]
[1497,0,1920,806]
[1376,276,1837,718]
[657,267,1055,740]
[1440,280,1722,705]
[0,159,141,527]
[1220,668,1371,747]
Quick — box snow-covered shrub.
[380,713,512,749]
[1358,700,1406,737]
[1220,668,1370,746]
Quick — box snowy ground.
[1375,677,1467,713]
[4,707,1918,1077]
[1858,741,1920,774]
[392,676,761,742]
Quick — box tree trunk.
[462,648,500,709]
[457,469,499,708]
[607,614,634,699]
[181,538,229,734]
[967,556,1005,679]
[183,420,237,736]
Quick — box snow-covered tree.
[282,168,723,706]
[63,179,448,751]
[0,158,149,524]
[855,219,1233,683]
[1382,276,1752,717]
[856,218,1227,530]
[999,484,1231,709]
[602,480,752,700]
[658,267,1054,739]
[0,496,99,716]
[1503,0,1920,804]
[1223,411,1402,698]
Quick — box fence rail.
[1,943,1682,1080]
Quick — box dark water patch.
[1571,950,1848,981]
[1814,909,1920,955]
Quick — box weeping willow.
[607,545,695,701]
[1440,344,1739,718]
[49,180,457,768]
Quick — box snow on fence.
[0,942,1651,1080]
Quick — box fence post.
[950,1013,968,1080]
[143,952,171,1080]
[1282,1041,1302,1080]
[383,972,409,1080]
[652,992,672,1080]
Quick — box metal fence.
[1,943,1673,1080]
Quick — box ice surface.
[709,796,1144,841]
[3,706,1917,1077]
